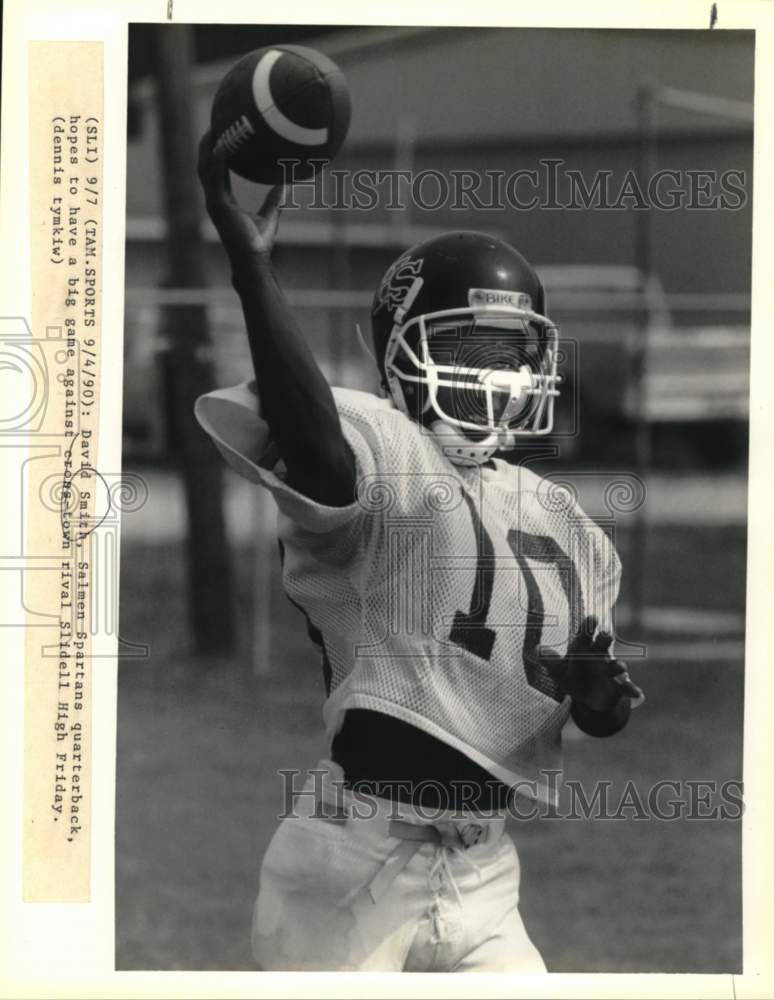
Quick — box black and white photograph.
[115,22,752,975]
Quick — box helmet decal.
[373,253,424,315]
[468,288,532,310]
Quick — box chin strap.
[429,420,498,467]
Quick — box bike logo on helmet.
[468,288,532,310]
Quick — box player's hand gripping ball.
[210,44,351,185]
[538,615,644,713]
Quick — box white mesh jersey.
[195,383,621,802]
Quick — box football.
[210,44,351,185]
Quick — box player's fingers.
[616,676,644,700]
[201,146,236,214]
[568,615,598,652]
[609,661,643,700]
[199,134,222,189]
[197,130,213,183]
[592,629,614,654]
[210,138,233,192]
[258,183,287,222]
[221,159,234,197]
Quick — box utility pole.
[152,26,235,654]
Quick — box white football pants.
[252,760,546,972]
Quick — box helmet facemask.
[383,283,560,464]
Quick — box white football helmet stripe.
[251,49,329,147]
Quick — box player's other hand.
[197,130,286,259]
[537,615,643,713]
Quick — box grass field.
[116,510,744,973]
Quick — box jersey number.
[448,495,583,703]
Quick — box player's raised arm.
[197,131,356,507]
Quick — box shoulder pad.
[331,386,395,412]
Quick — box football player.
[195,132,643,972]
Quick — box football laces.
[213,115,256,156]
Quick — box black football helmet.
[370,231,560,465]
